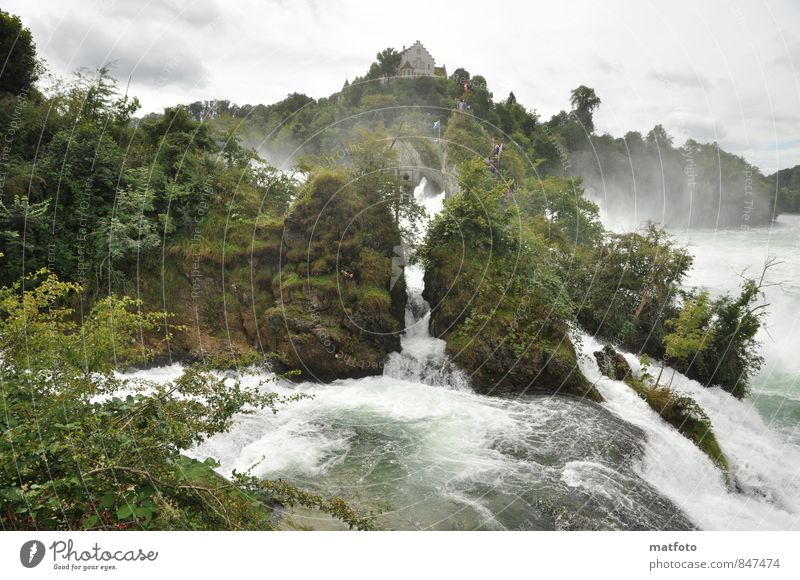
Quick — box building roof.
[398,41,443,76]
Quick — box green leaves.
[0,10,40,94]
[569,85,601,133]
[573,224,693,358]
[0,270,370,531]
[83,515,99,529]
[664,290,715,362]
[115,489,157,526]
[116,504,134,520]
[663,267,770,399]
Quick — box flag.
[433,120,440,130]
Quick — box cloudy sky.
[8,0,800,173]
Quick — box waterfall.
[577,333,800,530]
[381,266,470,390]
[382,179,470,390]
[122,188,800,531]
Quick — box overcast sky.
[7,0,800,173]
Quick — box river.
[675,216,800,449]
[128,186,800,530]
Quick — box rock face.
[457,334,599,400]
[262,170,405,381]
[593,345,632,382]
[423,256,602,402]
[593,343,729,473]
[154,170,406,381]
[395,137,459,197]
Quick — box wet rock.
[594,344,632,381]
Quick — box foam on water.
[183,180,692,530]
[578,334,800,530]
[676,215,800,435]
[120,184,800,530]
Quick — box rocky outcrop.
[395,137,458,197]
[423,254,602,402]
[151,170,406,380]
[453,333,600,401]
[263,170,405,381]
[593,344,729,473]
[593,344,632,382]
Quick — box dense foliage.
[769,164,800,214]
[571,224,693,358]
[662,275,769,399]
[0,61,292,293]
[420,159,601,400]
[0,11,777,532]
[263,136,423,379]
[0,273,372,530]
[0,10,40,95]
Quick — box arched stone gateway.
[394,139,459,198]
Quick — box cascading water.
[126,184,800,530]
[577,334,800,530]
[675,217,800,447]
[381,261,470,390]
[382,182,469,390]
[181,179,692,530]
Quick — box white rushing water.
[381,183,470,391]
[185,180,691,530]
[675,216,800,447]
[125,185,800,530]
[578,334,800,530]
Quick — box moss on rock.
[263,169,406,380]
[594,345,729,472]
[420,160,601,401]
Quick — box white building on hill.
[398,41,447,77]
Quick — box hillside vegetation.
[0,13,777,531]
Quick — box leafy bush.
[0,272,372,530]
[572,224,693,357]
[663,272,769,399]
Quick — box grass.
[360,285,391,315]
[625,375,729,472]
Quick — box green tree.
[646,123,673,148]
[661,289,715,387]
[704,278,765,398]
[0,272,372,530]
[664,290,715,363]
[94,167,161,286]
[367,47,401,79]
[569,85,601,132]
[516,176,604,246]
[0,10,40,95]
[662,260,773,398]
[465,75,492,119]
[450,68,470,83]
[574,223,693,355]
